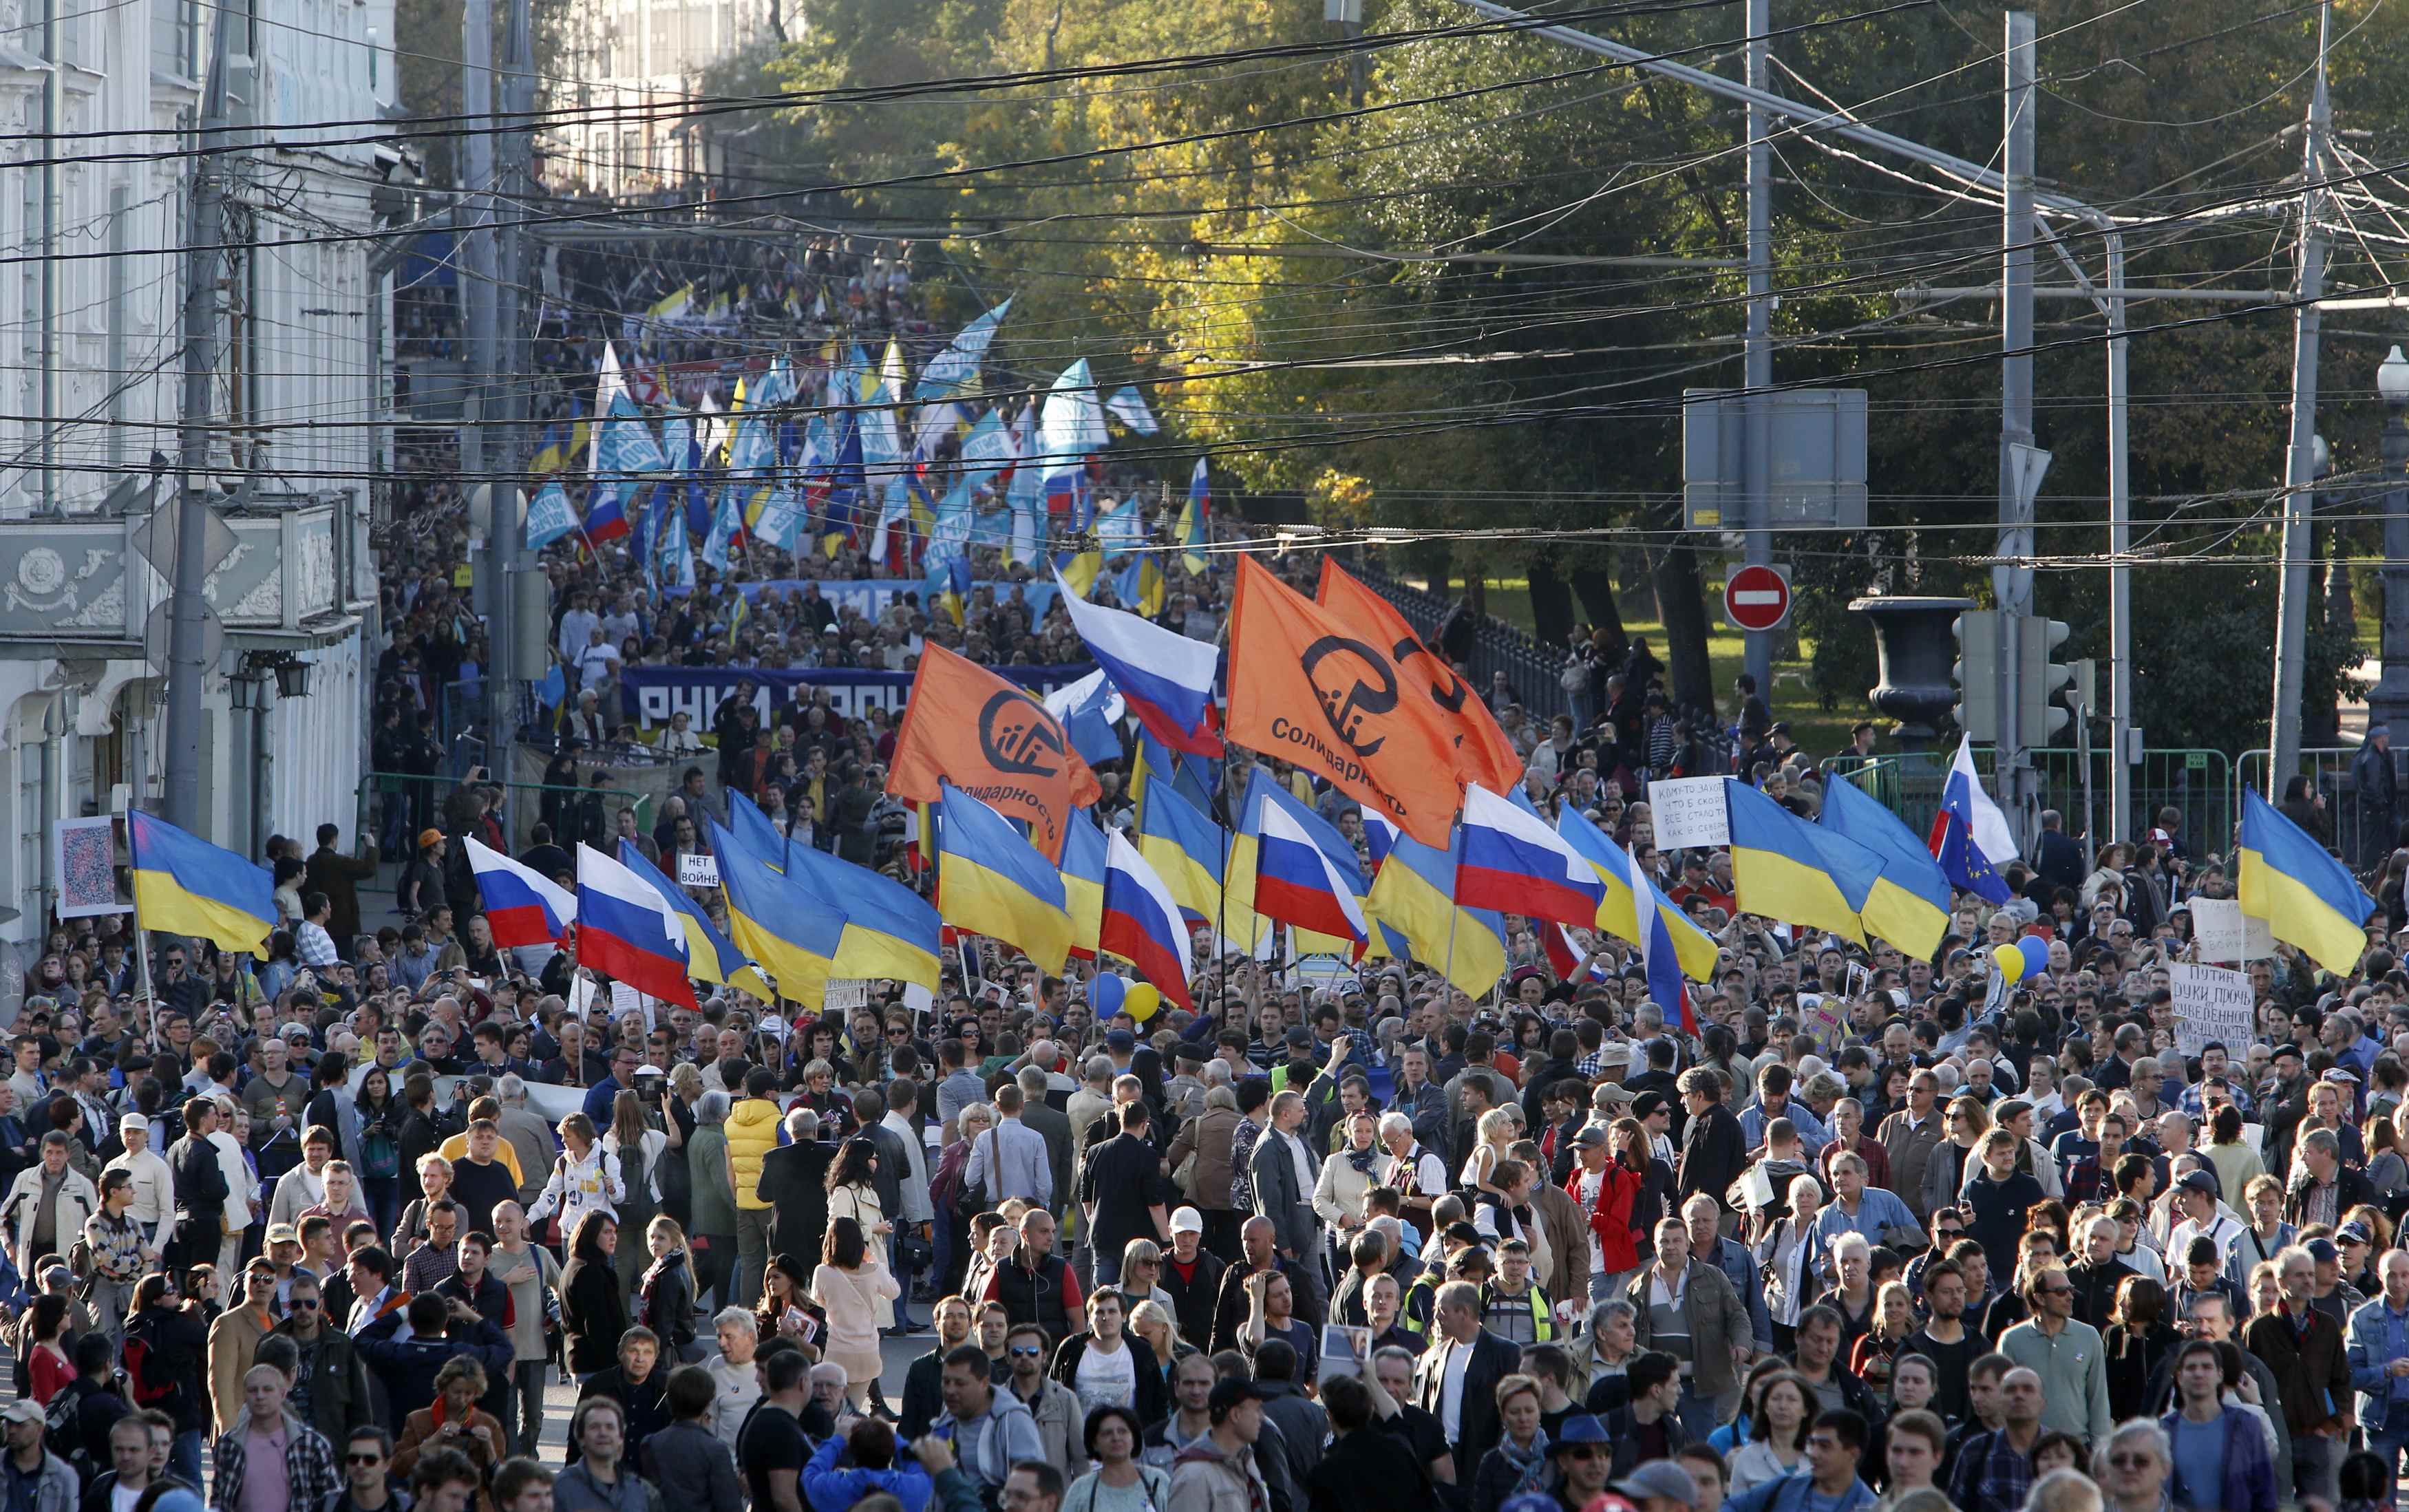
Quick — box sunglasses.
[1560,1447,1603,1462]
[1008,1345,1045,1358]
[346,1454,386,1465]
[289,1298,320,1310]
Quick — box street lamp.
[2370,348,2409,738]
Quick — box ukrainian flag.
[1818,772,1951,959]
[2240,785,2377,975]
[1136,779,1227,922]
[1556,803,1717,981]
[1132,731,1216,825]
[1063,814,1107,960]
[1726,781,1882,946]
[1556,802,1653,952]
[1057,546,1103,600]
[708,817,843,1001]
[1366,823,1506,997]
[617,840,776,1001]
[127,810,273,957]
[530,423,569,476]
[786,845,943,991]
[935,782,1074,974]
[1116,555,1167,618]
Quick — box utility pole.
[497,0,534,742]
[1740,0,1773,697]
[162,5,237,831]
[1995,12,2038,833]
[2271,0,2333,788]
[463,0,506,758]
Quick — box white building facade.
[550,0,767,195]
[0,0,395,955]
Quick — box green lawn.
[1410,575,1860,758]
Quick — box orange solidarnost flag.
[1316,557,1524,798]
[887,642,1103,862]
[1224,555,1467,849]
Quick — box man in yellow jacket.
[724,1065,786,1309]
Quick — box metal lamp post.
[2370,347,2409,735]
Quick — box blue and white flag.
[1039,359,1107,493]
[915,295,1014,400]
[754,486,803,553]
[1106,385,1159,436]
[960,408,1017,492]
[525,479,577,550]
[701,486,740,573]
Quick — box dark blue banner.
[619,663,1094,730]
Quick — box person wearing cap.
[101,1111,176,1265]
[1160,1206,1226,1350]
[1165,1376,1272,1512]
[1530,1413,1614,1512]
[2164,1169,2244,1274]
[0,1395,74,1511]
[396,831,446,923]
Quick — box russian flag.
[574,842,698,1008]
[1253,796,1368,945]
[1057,568,1222,756]
[464,837,575,948]
[584,480,628,543]
[1455,782,1607,928]
[1925,734,2015,905]
[1099,829,1193,1011]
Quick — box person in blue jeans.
[2347,1248,2409,1504]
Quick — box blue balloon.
[1090,974,1129,1016]
[2017,935,2050,979]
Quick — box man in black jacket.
[1081,1101,1171,1286]
[1675,1069,1745,1213]
[165,1098,229,1274]
[898,1297,976,1440]
[1409,1279,1521,1463]
[1161,1208,1227,1349]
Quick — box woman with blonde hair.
[1845,1280,1918,1405]
[638,1214,697,1360]
[1460,1105,1524,1197]
[1310,1110,1382,1270]
[527,1111,626,1244]
[1127,1299,1190,1383]
[809,1216,896,1409]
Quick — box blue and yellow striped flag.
[935,782,1073,974]
[128,810,274,957]
[2240,785,2377,975]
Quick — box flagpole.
[1439,809,1465,997]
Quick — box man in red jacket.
[1567,1125,1640,1306]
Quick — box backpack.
[43,1377,120,1487]
[359,1122,401,1181]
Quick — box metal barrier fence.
[1352,564,1569,718]
[1834,746,2231,855]
[359,770,650,861]
[2236,745,2398,871]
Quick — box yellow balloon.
[1992,942,2026,983]
[1125,983,1163,1022]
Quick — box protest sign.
[2191,897,2275,963]
[677,853,720,888]
[1650,776,1732,849]
[2173,961,2254,1056]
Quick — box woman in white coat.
[0,1131,100,1279]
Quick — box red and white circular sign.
[1723,564,1792,633]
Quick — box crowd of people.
[27,219,2402,1512]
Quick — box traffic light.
[2019,615,2074,743]
[1952,609,1999,743]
